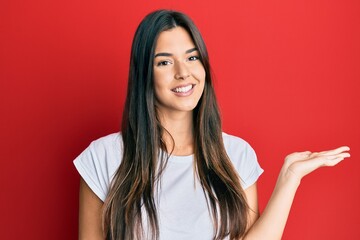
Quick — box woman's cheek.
[192,66,206,82]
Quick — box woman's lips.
[171,84,195,96]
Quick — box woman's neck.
[158,110,194,156]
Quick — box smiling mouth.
[171,84,194,93]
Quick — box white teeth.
[174,85,193,93]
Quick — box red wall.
[1,0,359,239]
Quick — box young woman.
[74,10,350,240]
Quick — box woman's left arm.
[243,183,261,230]
[242,146,350,240]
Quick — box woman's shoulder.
[82,132,123,156]
[89,132,122,151]
[222,132,263,189]
[73,132,123,201]
[222,132,254,153]
[75,132,123,167]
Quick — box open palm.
[282,146,350,182]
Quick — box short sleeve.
[237,143,263,189]
[73,133,121,201]
[222,133,264,190]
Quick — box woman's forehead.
[154,27,196,54]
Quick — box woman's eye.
[188,56,199,61]
[157,61,171,66]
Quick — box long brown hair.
[103,9,249,240]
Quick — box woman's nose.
[174,62,190,80]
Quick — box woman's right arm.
[78,178,104,240]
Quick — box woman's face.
[153,27,206,116]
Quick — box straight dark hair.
[103,9,249,240]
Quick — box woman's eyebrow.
[154,47,198,58]
[185,47,198,54]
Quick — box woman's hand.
[280,146,350,184]
[243,146,350,240]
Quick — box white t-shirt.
[74,132,263,240]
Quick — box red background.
[1,0,359,239]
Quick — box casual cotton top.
[73,132,263,240]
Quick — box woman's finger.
[316,146,350,156]
[323,156,347,166]
[324,152,351,160]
